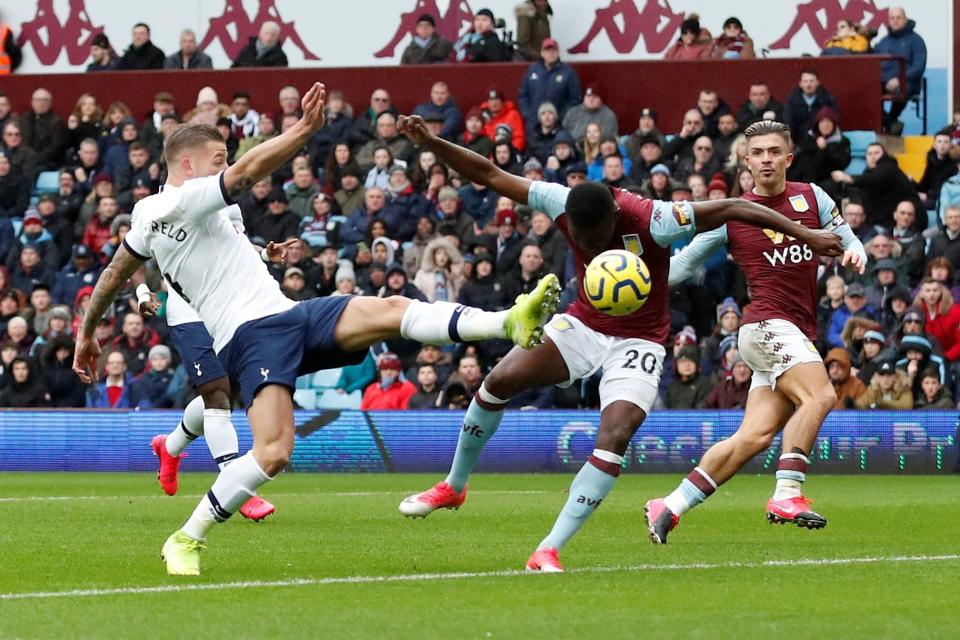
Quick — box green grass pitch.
[1,472,958,639]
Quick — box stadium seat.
[903,135,933,155]
[33,171,60,195]
[293,389,317,410]
[295,375,312,390]
[317,389,361,410]
[895,153,926,181]
[311,368,342,389]
[845,158,867,176]
[844,131,876,157]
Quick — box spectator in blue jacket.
[517,38,582,130]
[827,282,877,348]
[458,181,498,227]
[130,345,176,408]
[412,82,463,141]
[52,244,100,306]
[874,8,927,135]
[85,350,134,408]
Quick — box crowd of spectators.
[0,6,956,412]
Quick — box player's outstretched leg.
[334,275,561,354]
[527,401,644,572]
[765,363,835,529]
[645,386,795,544]
[161,386,290,576]
[399,383,507,517]
[399,338,570,518]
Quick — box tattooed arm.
[222,82,327,198]
[73,244,145,383]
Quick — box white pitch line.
[1,554,957,602]
[0,490,549,504]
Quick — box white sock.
[400,300,507,344]
[181,452,272,541]
[202,408,240,470]
[165,396,205,457]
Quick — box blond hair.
[163,123,224,166]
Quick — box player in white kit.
[73,83,561,576]
[137,200,288,521]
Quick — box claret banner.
[0,0,951,73]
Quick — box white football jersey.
[158,204,246,327]
[125,172,295,352]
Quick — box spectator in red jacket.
[82,195,120,260]
[914,277,960,362]
[361,352,417,409]
[479,88,525,152]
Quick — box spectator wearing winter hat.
[864,258,901,310]
[401,14,454,65]
[699,298,741,372]
[252,188,300,245]
[703,354,751,409]
[476,88,526,152]
[87,32,117,72]
[481,208,524,275]
[361,353,417,410]
[458,254,507,312]
[702,17,755,59]
[27,303,70,357]
[0,356,48,408]
[231,21,288,68]
[561,84,618,142]
[8,207,58,271]
[914,367,955,409]
[664,14,713,60]
[525,103,562,165]
[641,164,674,200]
[130,344,176,409]
[857,329,888,385]
[101,213,132,261]
[563,161,588,188]
[184,86,230,127]
[455,8,509,63]
[543,131,578,183]
[824,347,867,408]
[457,108,495,158]
[334,165,366,217]
[332,262,357,296]
[380,263,426,301]
[414,237,465,303]
[517,36,581,128]
[879,284,913,335]
[706,174,729,200]
[38,335,85,407]
[913,278,960,362]
[788,106,851,185]
[896,333,951,399]
[664,345,714,408]
[855,361,913,409]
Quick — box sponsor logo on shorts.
[260,367,270,382]
[193,362,203,377]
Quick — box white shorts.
[543,313,665,413]
[738,319,823,392]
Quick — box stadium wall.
[1,56,887,142]
[0,410,956,474]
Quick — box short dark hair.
[743,120,791,145]
[128,141,147,153]
[921,367,941,382]
[800,68,819,78]
[133,22,150,34]
[565,182,616,230]
[231,91,251,102]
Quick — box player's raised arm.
[222,83,327,198]
[72,244,145,383]
[398,115,531,204]
[691,199,844,257]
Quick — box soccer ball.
[583,249,652,316]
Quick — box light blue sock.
[444,384,507,492]
[538,450,622,550]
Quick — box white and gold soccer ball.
[583,249,652,316]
